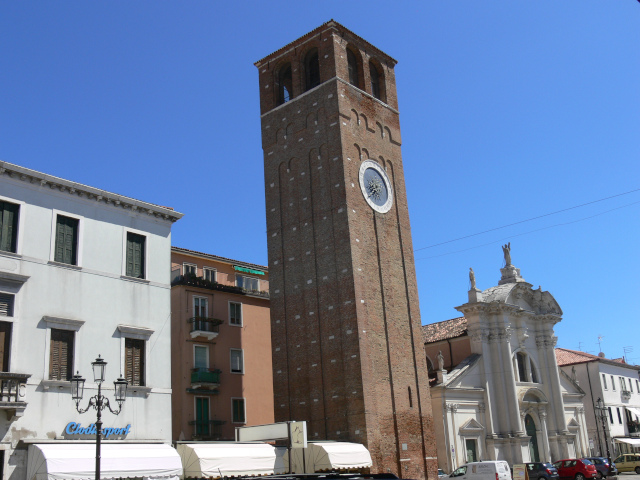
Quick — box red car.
[552,459,597,480]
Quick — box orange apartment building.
[170,246,273,442]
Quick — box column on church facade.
[538,407,552,462]
[497,322,524,436]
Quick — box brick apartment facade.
[170,247,273,442]
[255,20,437,479]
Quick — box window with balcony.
[230,348,244,374]
[0,201,19,254]
[49,329,73,380]
[229,302,242,327]
[193,296,208,318]
[183,263,197,276]
[125,338,145,386]
[194,345,208,371]
[195,397,210,437]
[617,407,623,424]
[203,267,216,283]
[232,397,246,424]
[236,274,259,291]
[0,322,11,372]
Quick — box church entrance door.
[525,414,540,462]
[465,439,478,463]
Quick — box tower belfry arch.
[255,20,437,480]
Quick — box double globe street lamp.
[70,356,128,480]
[594,397,612,476]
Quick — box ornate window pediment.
[459,418,485,434]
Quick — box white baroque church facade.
[424,247,588,472]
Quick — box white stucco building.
[0,161,183,480]
[424,251,587,472]
[556,349,640,456]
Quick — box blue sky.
[1,2,638,362]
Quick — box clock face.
[359,160,393,213]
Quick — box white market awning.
[614,438,640,446]
[286,441,373,473]
[177,443,286,478]
[26,443,183,480]
[626,406,640,420]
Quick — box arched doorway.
[525,414,540,462]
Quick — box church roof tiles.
[423,316,468,344]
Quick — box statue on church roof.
[502,242,512,266]
[469,268,476,290]
[437,351,445,371]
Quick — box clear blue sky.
[1,2,638,362]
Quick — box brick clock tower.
[255,21,436,479]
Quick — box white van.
[449,461,512,480]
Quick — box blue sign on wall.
[65,422,131,439]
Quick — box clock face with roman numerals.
[358,160,393,213]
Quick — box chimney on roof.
[598,352,605,358]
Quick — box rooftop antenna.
[597,335,604,354]
[578,342,584,351]
[623,346,633,363]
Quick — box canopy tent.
[286,441,373,474]
[626,406,640,420]
[614,438,640,446]
[26,443,183,480]
[177,443,286,478]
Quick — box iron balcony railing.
[188,317,223,334]
[189,419,226,439]
[172,273,245,295]
[190,368,221,385]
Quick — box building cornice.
[0,161,183,223]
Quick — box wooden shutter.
[0,202,19,253]
[54,216,78,265]
[233,399,245,423]
[0,322,12,372]
[125,338,145,386]
[126,233,145,279]
[49,329,74,380]
[0,294,14,317]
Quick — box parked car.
[583,457,617,478]
[524,462,559,480]
[438,469,447,479]
[613,454,640,474]
[552,459,597,480]
[448,461,512,480]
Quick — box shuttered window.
[0,201,19,253]
[125,338,145,386]
[126,233,145,279]
[54,215,79,265]
[232,398,245,423]
[0,294,14,317]
[195,397,210,436]
[49,329,74,380]
[0,322,12,372]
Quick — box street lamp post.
[595,398,612,476]
[70,355,128,480]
